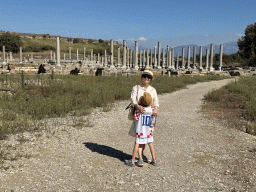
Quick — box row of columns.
[53,38,223,72]
[1,38,224,71]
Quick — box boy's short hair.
[139,92,152,107]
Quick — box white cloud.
[137,37,147,41]
[117,39,123,43]
[127,38,136,42]
[235,33,243,37]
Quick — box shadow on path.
[83,142,132,162]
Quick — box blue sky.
[0,0,255,49]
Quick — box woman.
[127,70,159,166]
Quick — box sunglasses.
[141,74,152,79]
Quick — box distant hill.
[173,42,238,56]
[128,42,239,56]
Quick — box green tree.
[73,38,80,44]
[67,38,73,42]
[88,39,94,43]
[237,22,256,66]
[0,32,23,53]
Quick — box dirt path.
[1,78,256,191]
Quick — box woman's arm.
[131,85,138,106]
[152,89,159,116]
[131,85,145,113]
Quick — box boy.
[126,92,156,167]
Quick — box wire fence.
[0,71,55,91]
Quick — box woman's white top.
[130,84,159,109]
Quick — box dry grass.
[203,76,256,135]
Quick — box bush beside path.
[0,78,256,191]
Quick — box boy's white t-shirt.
[134,106,154,140]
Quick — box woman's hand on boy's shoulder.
[152,108,158,117]
[136,104,145,114]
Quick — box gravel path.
[1,78,256,191]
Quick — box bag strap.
[136,85,139,103]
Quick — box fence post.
[51,70,54,80]
[21,70,25,89]
[5,73,8,90]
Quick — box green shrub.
[0,32,23,53]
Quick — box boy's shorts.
[135,136,154,144]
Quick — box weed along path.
[1,78,256,191]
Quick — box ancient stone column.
[6,53,9,64]
[150,49,153,68]
[206,49,209,70]
[50,50,53,60]
[122,40,126,68]
[168,51,171,69]
[127,47,130,68]
[171,48,174,69]
[64,53,66,60]
[84,47,86,60]
[167,45,169,67]
[154,46,157,68]
[219,44,223,71]
[69,47,71,60]
[109,39,115,69]
[76,49,79,61]
[130,49,133,68]
[31,52,33,62]
[133,51,136,67]
[134,41,139,70]
[10,52,13,62]
[199,46,203,70]
[143,50,145,68]
[176,53,179,69]
[53,52,56,62]
[117,47,120,67]
[181,47,185,69]
[162,48,165,68]
[94,54,96,62]
[20,47,22,63]
[104,50,107,67]
[2,46,6,65]
[187,47,190,69]
[56,37,61,66]
[145,49,150,69]
[98,53,100,63]
[193,47,196,69]
[139,50,142,68]
[91,49,93,62]
[157,42,161,68]
[209,44,214,71]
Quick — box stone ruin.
[1,36,256,77]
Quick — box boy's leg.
[141,144,146,156]
[131,142,140,161]
[148,142,155,160]
[138,144,144,159]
